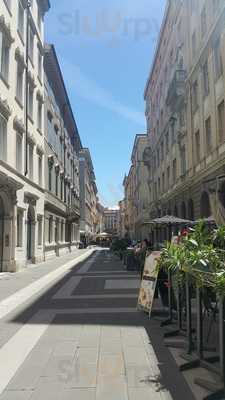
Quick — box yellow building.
[144,0,225,225]
[123,134,151,240]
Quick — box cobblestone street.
[0,250,194,399]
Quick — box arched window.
[181,202,186,219]
[188,199,194,220]
[200,191,211,218]
[174,205,178,217]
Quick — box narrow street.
[0,250,194,400]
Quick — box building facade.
[0,0,50,271]
[123,134,151,240]
[131,134,151,240]
[123,168,135,240]
[96,200,104,235]
[144,0,225,225]
[44,44,81,260]
[103,208,119,236]
[79,148,98,244]
[118,199,126,238]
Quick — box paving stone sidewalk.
[0,250,196,399]
[0,248,91,303]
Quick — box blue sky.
[45,0,166,207]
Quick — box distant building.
[118,199,126,238]
[96,201,105,235]
[103,208,119,236]
[123,134,150,240]
[79,148,98,244]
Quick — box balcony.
[166,70,186,111]
[66,204,80,222]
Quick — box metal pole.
[186,274,193,354]
[25,1,31,176]
[196,288,203,359]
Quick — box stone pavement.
[0,250,196,399]
[0,248,92,303]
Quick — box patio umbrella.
[144,215,193,226]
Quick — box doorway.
[27,205,35,261]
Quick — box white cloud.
[60,59,146,127]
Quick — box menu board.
[137,251,161,317]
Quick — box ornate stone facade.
[144,0,225,226]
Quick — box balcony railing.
[166,70,186,110]
[66,204,80,221]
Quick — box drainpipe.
[25,1,31,176]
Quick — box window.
[203,61,209,97]
[0,114,7,161]
[60,177,64,200]
[48,216,53,243]
[16,133,23,172]
[166,132,169,153]
[28,143,33,179]
[162,173,165,193]
[48,163,52,191]
[205,117,212,154]
[180,108,185,127]
[218,100,225,143]
[38,48,42,81]
[0,32,10,82]
[214,38,223,80]
[28,26,34,62]
[195,130,200,164]
[192,80,199,112]
[180,146,186,175]
[28,83,34,119]
[18,1,24,39]
[157,149,160,167]
[172,159,177,184]
[61,220,64,242]
[172,124,176,144]
[201,6,207,38]
[17,211,23,247]
[158,178,161,195]
[38,155,42,186]
[192,31,197,58]
[16,63,24,104]
[55,172,58,196]
[161,141,164,161]
[167,166,170,189]
[38,216,42,246]
[37,101,42,131]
